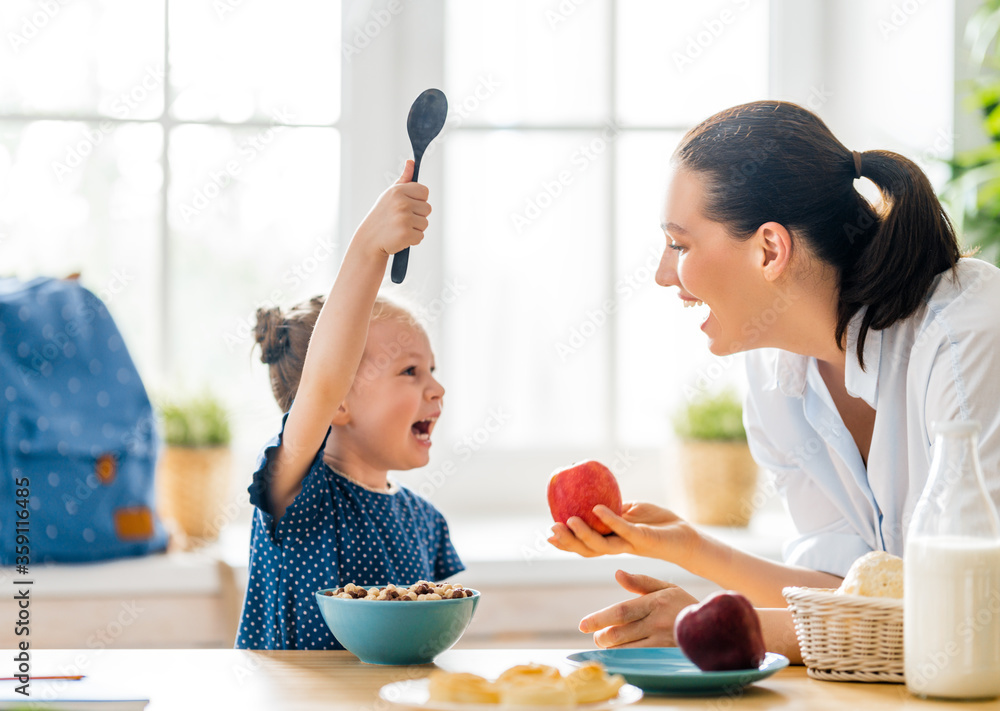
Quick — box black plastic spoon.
[391,88,448,284]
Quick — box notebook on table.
[0,677,148,710]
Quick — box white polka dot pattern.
[235,419,465,650]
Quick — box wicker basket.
[783,586,904,683]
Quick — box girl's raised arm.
[268,161,430,521]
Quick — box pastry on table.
[495,663,563,686]
[565,661,626,703]
[427,671,499,704]
[497,676,575,707]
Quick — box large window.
[0,0,342,461]
[0,0,772,518]
[382,0,771,518]
[1,1,962,524]
[440,0,769,453]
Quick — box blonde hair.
[254,295,421,412]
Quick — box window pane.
[445,0,610,126]
[0,0,164,118]
[0,120,163,380]
[615,131,745,446]
[167,125,340,409]
[617,0,769,126]
[442,131,611,448]
[169,0,340,125]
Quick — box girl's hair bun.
[254,306,289,365]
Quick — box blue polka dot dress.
[235,414,464,650]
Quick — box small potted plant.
[672,388,759,527]
[155,393,233,543]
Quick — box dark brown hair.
[254,296,420,412]
[672,100,960,368]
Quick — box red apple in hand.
[547,460,623,535]
[675,590,766,671]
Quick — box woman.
[549,101,1000,663]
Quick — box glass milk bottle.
[904,420,1000,699]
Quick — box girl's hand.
[353,160,431,258]
[579,571,698,648]
[547,501,698,567]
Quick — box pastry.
[836,551,903,598]
[495,664,562,685]
[497,677,575,707]
[565,662,626,703]
[427,671,499,704]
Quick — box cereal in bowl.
[321,580,475,601]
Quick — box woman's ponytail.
[838,150,960,366]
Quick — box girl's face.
[655,169,772,355]
[343,319,444,471]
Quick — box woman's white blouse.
[744,258,1000,577]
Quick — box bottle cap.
[931,420,981,437]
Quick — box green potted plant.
[155,393,233,543]
[942,0,1000,266]
[672,388,759,527]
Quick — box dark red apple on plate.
[547,460,623,535]
[675,590,766,671]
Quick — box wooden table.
[16,649,1000,710]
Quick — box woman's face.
[655,169,772,356]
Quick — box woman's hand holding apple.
[548,501,700,568]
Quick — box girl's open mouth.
[411,417,437,442]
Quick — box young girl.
[550,100,1000,662]
[235,161,464,650]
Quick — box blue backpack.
[0,277,167,564]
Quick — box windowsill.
[6,509,794,597]
[212,509,794,591]
[447,510,793,587]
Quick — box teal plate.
[566,648,789,696]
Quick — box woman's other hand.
[548,501,699,566]
[579,571,698,648]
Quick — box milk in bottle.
[904,421,1000,699]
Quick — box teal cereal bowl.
[315,587,480,665]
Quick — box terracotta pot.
[678,440,759,527]
[156,446,233,542]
